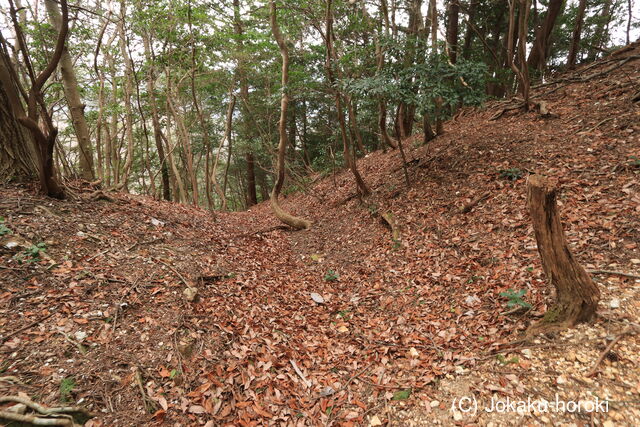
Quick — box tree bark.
[567,0,587,69]
[245,152,258,206]
[325,0,370,197]
[269,0,311,230]
[462,0,478,60]
[507,0,531,109]
[0,49,38,183]
[142,30,171,201]
[45,0,94,180]
[7,0,67,198]
[118,0,135,190]
[527,0,564,72]
[446,0,460,64]
[527,175,600,334]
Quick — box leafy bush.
[499,168,524,181]
[0,218,11,236]
[499,288,532,309]
[324,269,339,282]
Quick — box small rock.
[337,325,349,333]
[602,420,615,427]
[409,347,420,358]
[369,415,383,426]
[566,351,576,362]
[452,411,463,421]
[150,217,165,227]
[556,375,567,385]
[609,299,620,308]
[310,293,325,304]
[430,400,440,408]
[521,349,532,358]
[540,415,550,424]
[74,331,87,341]
[319,386,335,397]
[183,287,198,302]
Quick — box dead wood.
[526,175,600,335]
[459,191,490,214]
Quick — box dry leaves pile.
[1,44,639,426]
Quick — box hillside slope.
[1,43,639,426]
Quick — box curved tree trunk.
[269,0,311,230]
[325,0,370,197]
[527,175,600,334]
[45,0,94,180]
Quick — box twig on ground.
[587,326,639,377]
[587,269,640,279]
[1,311,56,344]
[290,359,312,388]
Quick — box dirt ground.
[1,43,639,426]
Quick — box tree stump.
[526,175,600,334]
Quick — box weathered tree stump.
[526,175,600,335]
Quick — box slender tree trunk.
[166,74,198,206]
[269,0,311,229]
[446,0,460,64]
[587,0,612,60]
[428,0,444,134]
[118,0,135,190]
[567,0,587,69]
[142,31,171,201]
[507,0,531,109]
[462,0,478,60]
[245,152,258,206]
[45,0,94,180]
[163,116,187,204]
[325,0,370,197]
[527,175,600,334]
[211,87,235,211]
[367,0,397,149]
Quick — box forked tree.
[3,0,69,198]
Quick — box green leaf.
[392,389,411,400]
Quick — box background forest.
[1,0,638,209]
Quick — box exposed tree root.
[0,395,94,426]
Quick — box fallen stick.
[587,326,638,377]
[587,270,640,279]
[290,359,312,388]
[1,311,56,344]
[459,191,490,214]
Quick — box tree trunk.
[462,0,478,60]
[45,0,94,180]
[446,0,460,64]
[6,0,67,198]
[118,1,135,190]
[0,54,38,183]
[507,0,531,109]
[587,0,612,61]
[567,0,587,69]
[269,0,311,230]
[325,0,370,197]
[245,152,258,207]
[142,31,171,201]
[527,175,600,334]
[527,0,564,72]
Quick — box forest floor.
[2,43,640,427]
